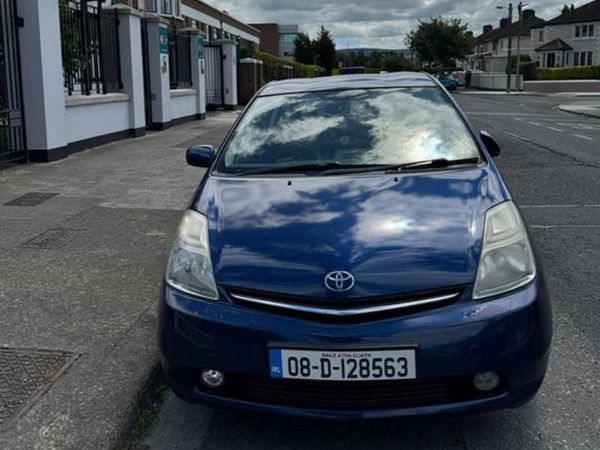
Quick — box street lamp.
[497,3,513,93]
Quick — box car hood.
[193,167,508,299]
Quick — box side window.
[575,25,580,38]
[590,24,595,37]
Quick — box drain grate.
[20,226,85,249]
[3,193,59,207]
[0,348,77,429]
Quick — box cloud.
[205,0,584,48]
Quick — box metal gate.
[205,44,224,107]
[141,19,152,127]
[0,0,26,164]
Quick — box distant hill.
[337,48,411,57]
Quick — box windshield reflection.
[218,88,479,174]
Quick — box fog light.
[473,372,500,392]
[201,369,225,388]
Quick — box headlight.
[165,210,219,300]
[473,201,536,300]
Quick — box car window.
[214,87,479,175]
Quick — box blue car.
[438,73,458,90]
[159,73,552,419]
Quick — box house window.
[146,0,157,12]
[573,51,594,66]
[538,30,543,41]
[575,24,595,39]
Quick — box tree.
[405,17,472,70]
[294,33,314,65]
[312,25,337,75]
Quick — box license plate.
[269,348,416,381]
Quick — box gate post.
[184,29,207,120]
[106,4,145,137]
[144,15,171,129]
[18,0,68,162]
[220,40,238,109]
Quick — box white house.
[467,10,546,72]
[533,0,600,68]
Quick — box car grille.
[197,374,499,411]
[227,287,463,322]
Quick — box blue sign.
[159,27,169,54]
[198,37,205,60]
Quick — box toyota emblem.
[324,271,355,292]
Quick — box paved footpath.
[0,112,238,450]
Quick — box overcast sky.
[205,0,587,48]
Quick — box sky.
[204,0,587,49]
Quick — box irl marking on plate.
[269,349,283,378]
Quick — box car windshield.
[214,87,480,175]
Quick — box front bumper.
[158,278,552,419]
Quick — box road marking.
[546,126,563,132]
[531,225,600,229]
[521,204,600,209]
[504,131,528,140]
[573,134,594,141]
[528,121,542,126]
[514,117,526,122]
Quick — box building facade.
[532,0,600,68]
[250,23,300,60]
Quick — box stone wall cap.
[104,4,144,18]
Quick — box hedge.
[253,50,323,80]
[536,66,600,80]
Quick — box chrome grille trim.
[229,292,460,317]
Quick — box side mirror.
[186,145,215,168]
[480,130,500,157]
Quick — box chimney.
[483,24,493,34]
[522,9,535,20]
[500,18,509,28]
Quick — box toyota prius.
[158,73,552,419]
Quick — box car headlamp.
[165,210,219,300]
[473,201,536,300]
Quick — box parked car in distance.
[159,73,552,420]
[340,66,367,74]
[437,72,458,90]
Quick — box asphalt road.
[136,94,600,450]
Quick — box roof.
[182,0,260,37]
[476,16,546,43]
[545,0,600,25]
[535,38,573,52]
[257,73,437,96]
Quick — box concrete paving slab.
[0,112,238,450]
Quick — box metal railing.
[59,0,122,96]
[168,30,192,89]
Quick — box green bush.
[507,54,531,74]
[253,50,323,82]
[536,66,600,80]
[519,62,537,81]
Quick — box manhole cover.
[20,227,85,249]
[0,348,77,430]
[3,193,59,207]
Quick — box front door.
[546,53,556,68]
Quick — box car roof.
[257,72,438,96]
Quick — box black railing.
[59,0,122,96]
[168,30,192,89]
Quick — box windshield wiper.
[321,157,482,175]
[233,157,482,176]
[234,162,379,176]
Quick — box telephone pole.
[506,3,513,93]
[515,2,527,91]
